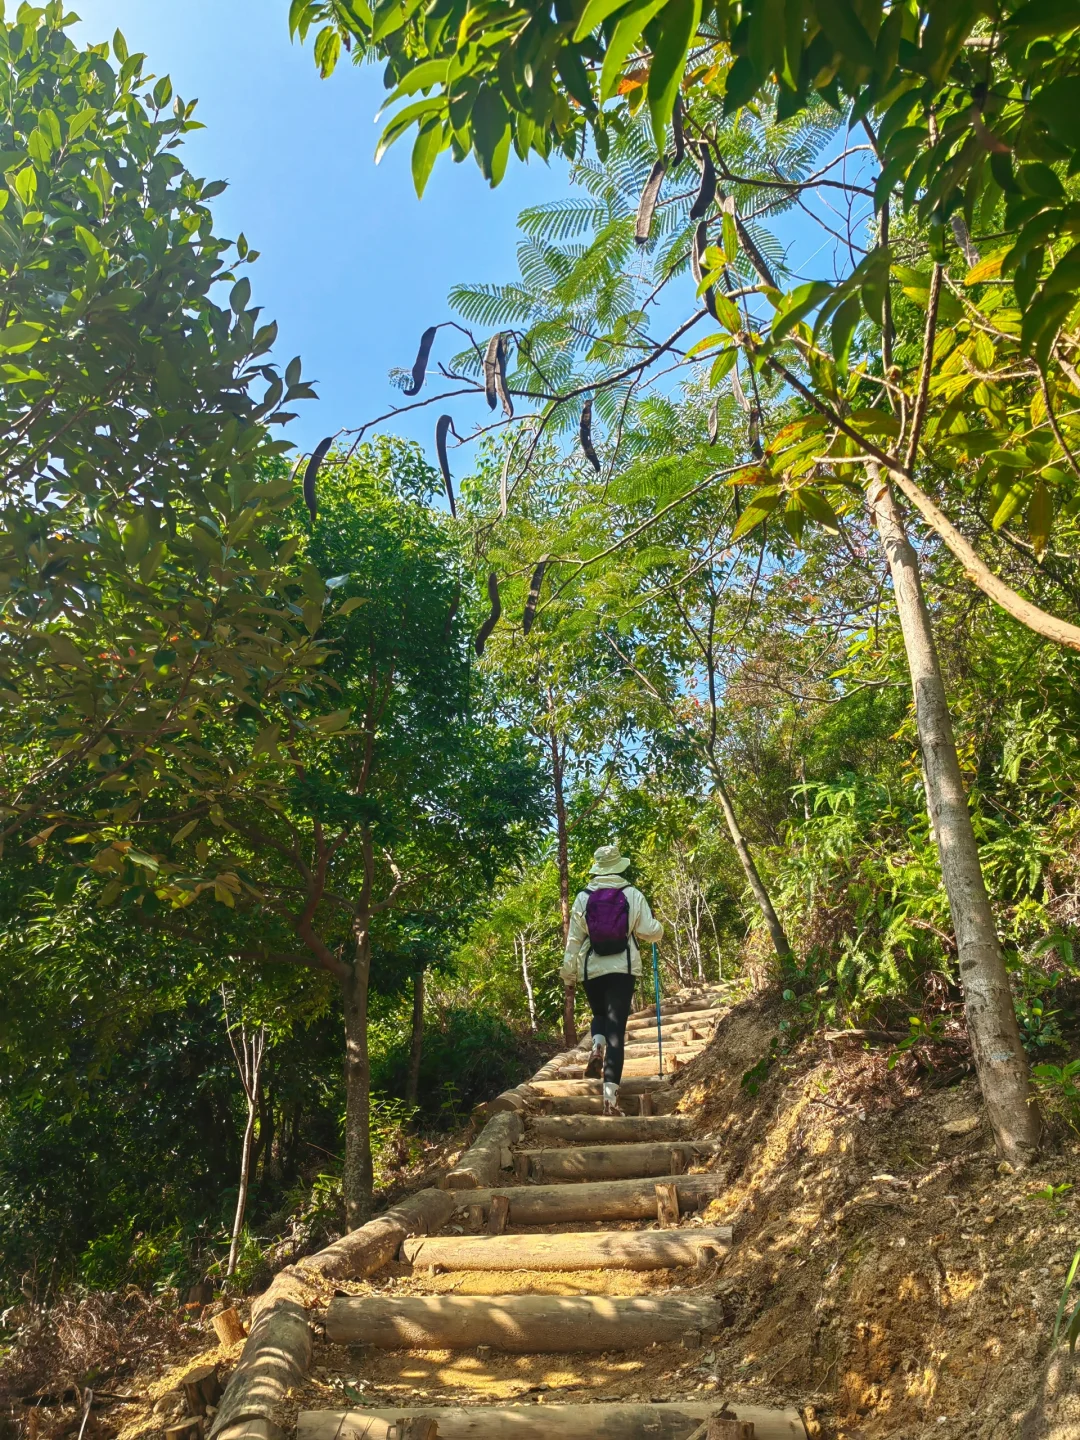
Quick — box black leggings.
[583,972,636,1084]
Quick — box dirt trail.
[287,984,805,1439]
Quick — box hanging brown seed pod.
[303,437,332,522]
[731,358,750,412]
[689,141,716,221]
[748,406,763,460]
[475,571,501,656]
[404,326,438,397]
[488,333,514,418]
[435,414,457,518]
[672,97,685,168]
[691,222,719,321]
[483,334,502,410]
[634,159,667,244]
[708,398,719,446]
[443,582,461,639]
[522,556,549,635]
[579,397,601,473]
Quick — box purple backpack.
[584,887,631,968]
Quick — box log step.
[401,1225,732,1272]
[625,1007,723,1035]
[323,1293,724,1352]
[451,1173,724,1226]
[526,1114,692,1144]
[526,1077,672,1099]
[298,1402,804,1440]
[518,1140,721,1183]
[558,1055,699,1079]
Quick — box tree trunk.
[550,725,577,1045]
[342,933,375,1228]
[710,773,792,962]
[519,933,538,1031]
[227,1095,257,1278]
[866,465,1041,1167]
[405,969,425,1108]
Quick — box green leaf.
[795,487,840,532]
[0,321,43,353]
[731,485,781,540]
[811,0,876,70]
[646,0,702,152]
[230,277,252,313]
[1028,478,1053,559]
[599,0,669,101]
[831,292,861,369]
[771,281,835,344]
[574,0,638,41]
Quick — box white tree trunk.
[519,932,538,1031]
[866,465,1041,1166]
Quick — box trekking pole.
[652,942,663,1077]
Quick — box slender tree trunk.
[519,932,538,1031]
[866,465,1041,1166]
[222,1002,266,1280]
[710,771,793,962]
[405,969,425,1108]
[550,724,576,1045]
[228,1098,257,1279]
[342,930,375,1228]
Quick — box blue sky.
[71,0,573,456]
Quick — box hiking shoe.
[602,1082,623,1116]
[584,1042,605,1079]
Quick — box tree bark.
[227,1097,257,1279]
[710,772,792,962]
[550,724,577,1045]
[405,969,425,1108]
[518,933,538,1031]
[342,930,375,1228]
[866,465,1042,1166]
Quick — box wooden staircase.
[294,986,806,1440]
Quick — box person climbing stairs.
[561,843,665,1116]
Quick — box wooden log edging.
[449,1173,726,1226]
[324,1292,725,1352]
[444,1110,523,1190]
[208,1188,456,1440]
[401,1225,732,1272]
[299,1401,805,1439]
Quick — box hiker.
[560,843,664,1115]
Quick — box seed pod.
[708,398,719,446]
[443,582,461,639]
[475,571,502,656]
[485,333,514,418]
[748,406,763,460]
[689,141,716,221]
[634,159,666,244]
[672,97,685,168]
[579,397,601,473]
[691,222,719,320]
[522,556,549,635]
[731,358,749,412]
[404,325,438,397]
[435,414,457,518]
[303,437,332,522]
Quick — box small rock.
[942,1116,981,1137]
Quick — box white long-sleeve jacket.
[560,873,664,984]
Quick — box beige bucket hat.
[589,843,631,874]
